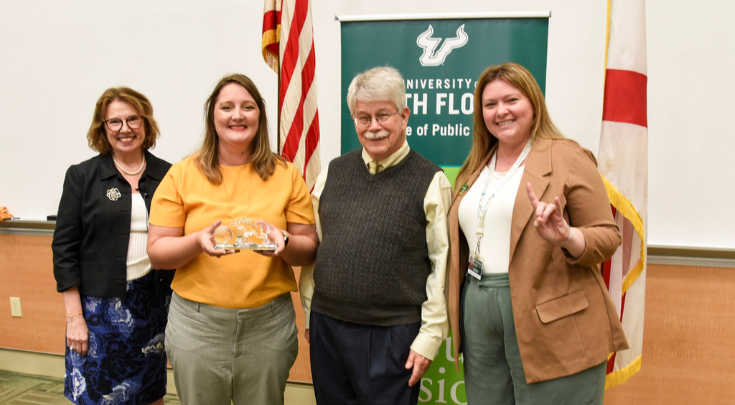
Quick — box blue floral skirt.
[65,272,169,405]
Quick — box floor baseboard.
[0,348,315,404]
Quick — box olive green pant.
[462,273,607,405]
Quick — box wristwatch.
[281,230,290,247]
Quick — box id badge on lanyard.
[468,252,484,280]
[468,223,485,280]
[467,139,532,281]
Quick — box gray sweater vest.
[311,149,441,326]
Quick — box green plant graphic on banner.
[340,15,549,404]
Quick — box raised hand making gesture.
[526,182,586,258]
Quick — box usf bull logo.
[416,24,468,66]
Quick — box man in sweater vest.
[300,66,451,405]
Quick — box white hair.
[347,66,406,115]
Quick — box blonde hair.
[196,74,285,185]
[455,63,564,192]
[86,87,160,154]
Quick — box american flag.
[597,0,648,388]
[262,0,321,191]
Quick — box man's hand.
[405,349,432,386]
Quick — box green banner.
[340,15,549,404]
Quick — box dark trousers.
[310,311,421,405]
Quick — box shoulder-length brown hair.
[196,74,285,185]
[86,87,160,154]
[454,62,564,192]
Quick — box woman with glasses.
[147,74,318,405]
[52,87,172,405]
[446,63,629,404]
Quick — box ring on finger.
[70,346,76,352]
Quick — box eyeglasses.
[104,115,144,132]
[353,111,399,127]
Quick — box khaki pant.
[165,292,298,405]
[462,273,607,405]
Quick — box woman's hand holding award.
[214,218,277,251]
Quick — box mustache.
[362,129,390,140]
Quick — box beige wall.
[0,234,314,382]
[604,264,735,404]
[2,233,734,403]
[3,1,735,249]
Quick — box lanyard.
[474,139,533,256]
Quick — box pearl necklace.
[112,155,146,175]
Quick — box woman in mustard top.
[147,74,318,405]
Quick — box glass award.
[214,217,277,251]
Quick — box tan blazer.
[447,138,629,383]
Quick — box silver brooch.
[106,188,122,201]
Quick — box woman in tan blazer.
[448,63,629,404]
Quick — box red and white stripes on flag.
[262,0,321,191]
[598,0,648,389]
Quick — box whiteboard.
[1,0,733,249]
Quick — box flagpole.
[277,66,282,155]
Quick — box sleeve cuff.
[410,332,444,361]
[562,228,596,265]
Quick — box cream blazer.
[447,138,629,383]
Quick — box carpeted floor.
[0,369,181,404]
